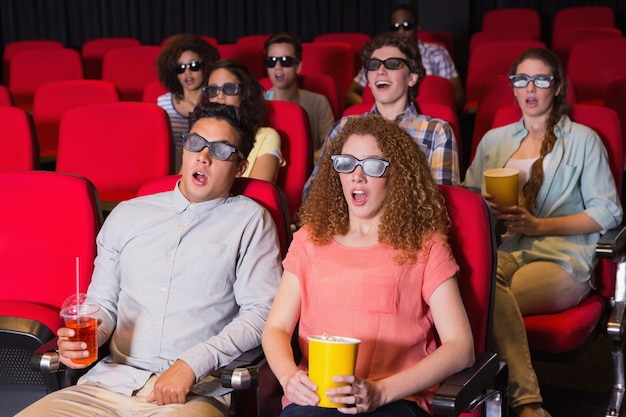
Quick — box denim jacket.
[464,115,622,282]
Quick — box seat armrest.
[31,337,111,389]
[33,340,267,392]
[432,351,502,416]
[218,345,266,390]
[33,338,265,392]
[29,336,67,392]
[30,336,61,373]
[597,223,626,258]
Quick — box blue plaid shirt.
[303,102,460,200]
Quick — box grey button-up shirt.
[81,183,282,396]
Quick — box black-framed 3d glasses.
[363,57,409,72]
[389,21,416,31]
[201,83,243,99]
[331,155,390,178]
[264,56,297,68]
[175,61,203,74]
[181,133,244,160]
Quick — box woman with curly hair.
[464,48,622,417]
[155,34,220,172]
[262,114,474,417]
[205,59,285,183]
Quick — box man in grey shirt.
[18,103,283,416]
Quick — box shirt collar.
[369,101,417,121]
[512,113,571,145]
[555,113,572,136]
[171,179,231,214]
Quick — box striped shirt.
[157,92,189,150]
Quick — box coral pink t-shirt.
[282,227,459,413]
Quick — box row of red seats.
[465,6,622,111]
[2,31,450,89]
[468,42,626,163]
[0,94,312,224]
[1,40,355,109]
[0,35,459,124]
[0,29,458,114]
[3,14,623,169]
[472,5,617,52]
[4,37,624,177]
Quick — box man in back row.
[264,32,335,162]
[17,103,283,417]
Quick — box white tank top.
[505,154,552,206]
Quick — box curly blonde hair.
[299,115,449,264]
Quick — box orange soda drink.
[60,293,99,365]
[64,316,98,364]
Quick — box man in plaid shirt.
[303,31,460,200]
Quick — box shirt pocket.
[174,242,237,297]
[547,162,580,205]
[310,257,401,316]
[358,274,399,315]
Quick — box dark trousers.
[280,400,429,417]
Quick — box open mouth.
[375,80,391,90]
[525,97,538,106]
[192,170,207,184]
[352,190,367,204]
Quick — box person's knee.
[496,251,518,286]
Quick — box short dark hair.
[264,32,303,62]
[155,34,220,99]
[361,32,426,101]
[391,3,419,23]
[188,103,255,158]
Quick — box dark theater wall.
[0,0,434,49]
[0,0,624,82]
[0,0,469,82]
